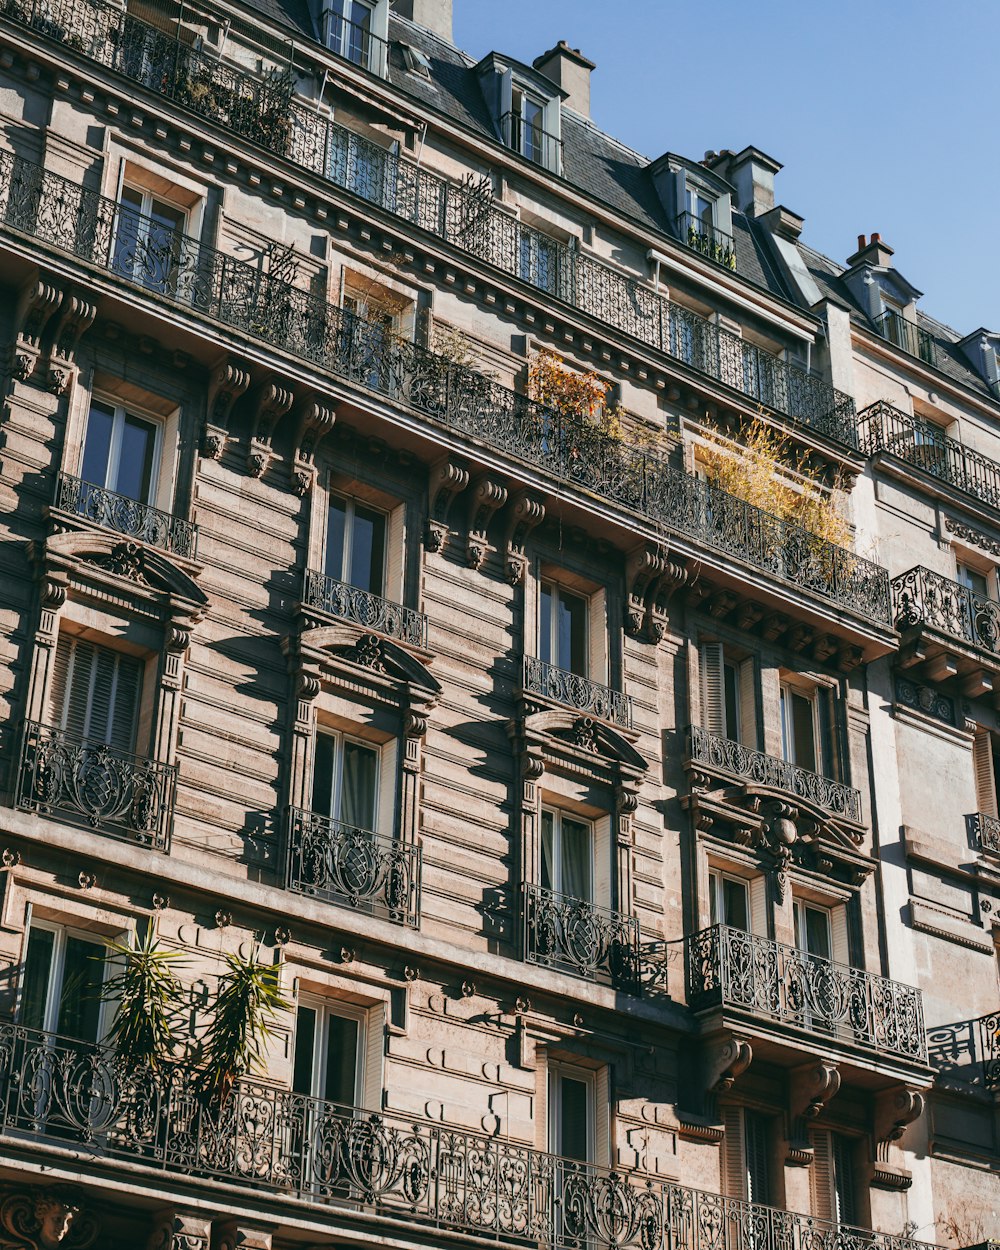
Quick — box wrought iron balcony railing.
[892,566,1000,656]
[0,151,890,628]
[874,309,936,366]
[302,569,428,647]
[688,726,863,821]
[522,882,639,989]
[55,473,198,559]
[0,0,859,449]
[927,1012,1000,1090]
[16,722,175,849]
[522,656,633,729]
[675,212,737,271]
[287,807,421,927]
[0,1022,944,1250]
[685,924,927,1062]
[327,11,387,73]
[971,811,1000,856]
[858,400,1000,509]
[499,111,562,171]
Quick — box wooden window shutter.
[699,642,725,736]
[749,874,769,938]
[721,1105,746,1198]
[361,1000,386,1111]
[385,502,406,604]
[832,1133,858,1224]
[588,589,607,685]
[594,1065,611,1169]
[973,730,998,817]
[50,637,141,751]
[593,815,613,912]
[744,1111,771,1203]
[831,903,850,968]
[737,657,757,748]
[809,1128,835,1221]
[535,1047,549,1153]
[376,738,399,839]
[817,685,836,778]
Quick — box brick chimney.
[845,232,895,269]
[533,41,596,117]
[705,146,782,218]
[394,0,453,42]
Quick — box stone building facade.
[0,0,993,1246]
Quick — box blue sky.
[453,0,998,336]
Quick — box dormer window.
[325,0,388,76]
[478,55,562,174]
[504,86,560,171]
[874,303,935,366]
[678,186,736,270]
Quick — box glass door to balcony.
[80,400,160,508]
[793,899,834,1031]
[709,871,749,932]
[112,185,186,294]
[313,732,379,832]
[541,809,593,905]
[292,999,364,1194]
[326,495,387,597]
[540,583,588,678]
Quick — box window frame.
[548,1060,596,1164]
[540,806,594,904]
[957,559,992,600]
[540,581,590,678]
[708,869,750,932]
[325,491,389,597]
[312,727,382,833]
[20,919,115,1042]
[80,398,163,509]
[293,992,367,1108]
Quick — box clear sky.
[452,0,998,336]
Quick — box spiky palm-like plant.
[198,945,290,1107]
[100,925,188,1072]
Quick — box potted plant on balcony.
[100,922,188,1073]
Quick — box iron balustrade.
[873,309,936,366]
[0,151,890,628]
[685,924,927,1062]
[927,1012,1000,1091]
[971,811,1000,856]
[522,656,633,729]
[56,473,197,559]
[675,212,736,271]
[0,0,859,449]
[286,808,421,927]
[16,722,175,849]
[0,1021,944,1250]
[522,882,639,989]
[858,400,1000,509]
[688,725,862,822]
[499,110,563,171]
[302,569,428,647]
[892,566,1000,655]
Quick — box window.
[112,184,186,294]
[518,227,560,295]
[957,562,990,600]
[49,634,144,753]
[541,808,592,903]
[709,871,749,932]
[327,0,375,67]
[540,583,588,677]
[342,293,397,388]
[810,1130,858,1224]
[326,495,387,596]
[80,400,160,507]
[328,129,395,208]
[549,1064,595,1163]
[21,923,109,1044]
[780,681,833,776]
[722,1107,772,1202]
[793,898,832,962]
[972,727,1000,819]
[687,189,715,231]
[293,997,364,1107]
[510,87,546,164]
[312,731,380,832]
[699,642,756,747]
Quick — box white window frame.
[82,398,163,507]
[540,581,590,677]
[313,729,381,832]
[325,492,388,596]
[780,680,824,773]
[116,182,187,249]
[957,559,992,600]
[548,1061,596,1162]
[294,993,367,1107]
[325,0,388,76]
[708,870,749,931]
[21,919,115,1041]
[792,897,833,961]
[541,807,594,903]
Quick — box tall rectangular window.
[328,0,374,67]
[112,184,186,294]
[540,583,588,677]
[293,998,364,1107]
[700,643,756,747]
[957,562,990,599]
[49,635,143,753]
[21,924,108,1044]
[723,1107,772,1203]
[80,400,159,506]
[709,871,750,932]
[326,495,387,596]
[780,681,833,776]
[548,1065,594,1163]
[312,732,380,831]
[541,809,593,904]
[510,88,546,164]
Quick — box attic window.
[400,43,431,78]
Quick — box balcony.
[0,0,859,450]
[500,111,562,171]
[287,807,421,928]
[970,811,1000,857]
[55,473,198,559]
[522,656,633,729]
[0,153,891,634]
[686,924,928,1063]
[522,882,638,989]
[858,400,1000,510]
[675,211,737,271]
[302,569,428,647]
[327,11,387,74]
[892,567,1000,689]
[688,726,863,822]
[0,1022,945,1250]
[928,1012,1000,1091]
[16,722,175,849]
[874,309,936,366]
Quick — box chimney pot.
[871,231,881,244]
[857,234,867,251]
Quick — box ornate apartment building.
[0,0,994,1245]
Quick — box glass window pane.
[21,928,55,1031]
[326,497,348,582]
[792,692,817,772]
[350,504,386,595]
[114,413,157,503]
[539,585,553,665]
[805,906,831,960]
[293,1005,316,1095]
[312,734,337,818]
[722,878,749,931]
[540,810,554,892]
[323,1011,359,1105]
[80,402,115,489]
[340,740,378,830]
[57,935,104,1043]
[558,590,587,676]
[723,663,740,742]
[559,1075,590,1163]
[560,816,592,903]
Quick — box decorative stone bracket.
[503,492,545,585]
[48,292,96,394]
[465,474,508,569]
[701,1034,752,1118]
[202,359,251,459]
[425,457,470,553]
[785,1061,841,1165]
[10,273,63,387]
[247,381,294,477]
[290,399,336,496]
[625,544,689,641]
[868,1084,925,1191]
